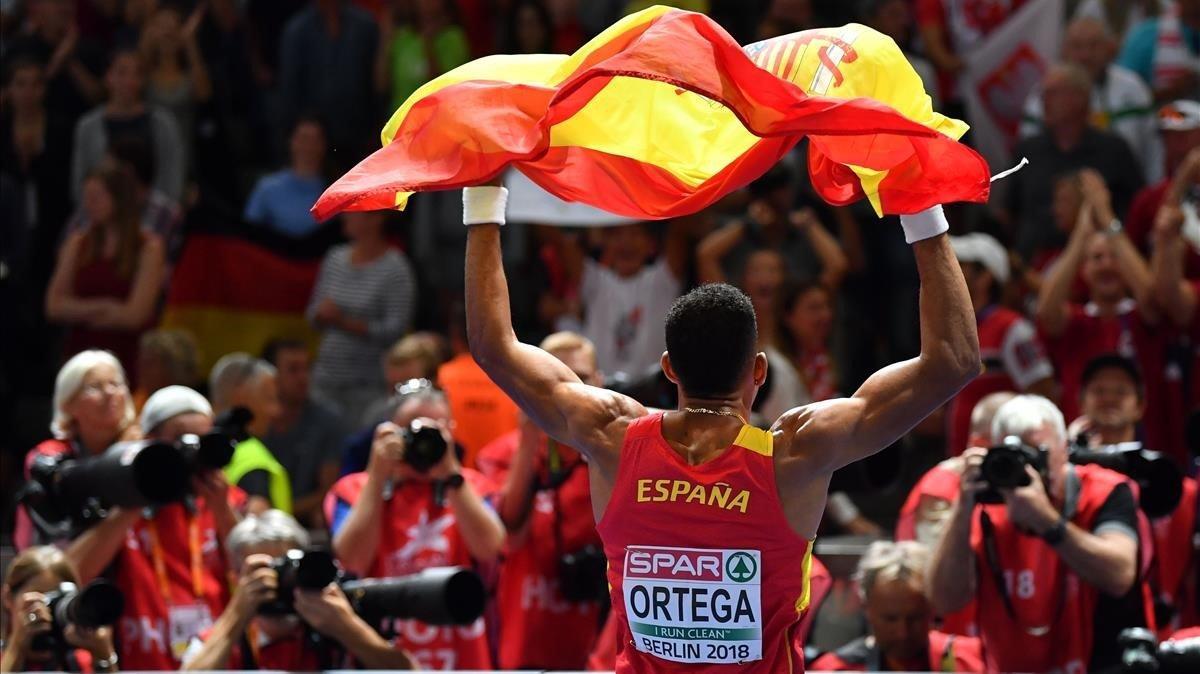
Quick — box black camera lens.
[260,549,340,615]
[30,581,125,653]
[402,424,448,473]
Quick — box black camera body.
[29,581,125,654]
[1120,627,1200,674]
[259,549,485,627]
[976,436,1049,504]
[558,545,608,603]
[401,422,448,473]
[1070,440,1184,518]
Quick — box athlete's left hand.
[1002,465,1060,535]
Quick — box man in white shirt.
[1022,16,1163,181]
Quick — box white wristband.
[899,204,950,244]
[463,186,508,226]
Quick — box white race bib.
[623,545,762,664]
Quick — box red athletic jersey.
[325,471,494,671]
[970,464,1137,673]
[597,414,813,674]
[1040,301,1183,462]
[477,429,605,670]
[896,461,977,636]
[193,626,323,671]
[947,307,1051,455]
[809,630,985,672]
[1153,477,1198,634]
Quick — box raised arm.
[783,207,980,473]
[1079,170,1156,319]
[695,221,745,284]
[792,209,849,290]
[1035,202,1094,337]
[464,185,646,464]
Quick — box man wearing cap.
[1128,101,1200,278]
[945,233,1054,456]
[62,386,243,671]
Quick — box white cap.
[1160,100,1200,131]
[950,233,1010,284]
[140,385,213,434]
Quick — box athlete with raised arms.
[460,179,981,672]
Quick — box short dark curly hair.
[664,283,758,398]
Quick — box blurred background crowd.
[1,0,1200,672]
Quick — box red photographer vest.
[326,471,493,671]
[969,464,1137,673]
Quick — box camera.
[1070,440,1184,518]
[558,545,608,603]
[259,549,486,626]
[18,409,249,536]
[29,581,125,654]
[1119,627,1200,674]
[401,421,448,473]
[976,436,1049,504]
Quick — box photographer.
[16,350,140,550]
[59,385,241,671]
[476,332,605,670]
[181,510,413,671]
[928,395,1146,672]
[812,541,983,671]
[326,383,504,670]
[1072,354,1198,633]
[208,353,289,514]
[2,546,118,673]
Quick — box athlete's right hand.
[959,447,988,505]
[367,422,405,481]
[231,554,277,621]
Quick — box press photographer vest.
[598,413,813,674]
[326,470,492,670]
[810,631,984,672]
[223,438,292,514]
[969,464,1138,673]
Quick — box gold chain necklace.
[683,407,748,425]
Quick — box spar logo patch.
[623,545,763,664]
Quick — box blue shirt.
[243,170,326,237]
[1119,18,1200,86]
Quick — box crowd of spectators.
[2,0,1199,672]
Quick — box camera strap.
[146,514,205,601]
[979,509,1067,637]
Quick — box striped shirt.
[307,244,415,387]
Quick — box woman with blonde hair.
[1,546,119,673]
[14,350,139,550]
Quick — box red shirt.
[1041,301,1183,462]
[896,462,978,637]
[597,414,813,673]
[970,465,1137,673]
[947,306,1052,455]
[193,625,323,671]
[1128,181,1200,278]
[809,631,985,671]
[477,429,605,670]
[325,470,494,670]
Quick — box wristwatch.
[1040,515,1068,546]
[1105,218,1124,237]
[95,652,119,672]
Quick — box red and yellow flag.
[312,6,989,221]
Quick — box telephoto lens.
[341,567,486,626]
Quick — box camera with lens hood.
[29,581,125,655]
[976,436,1049,504]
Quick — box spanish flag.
[312,6,989,221]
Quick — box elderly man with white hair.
[812,540,982,671]
[182,510,414,671]
[928,394,1147,673]
[58,384,243,671]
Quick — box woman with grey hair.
[812,541,983,671]
[15,350,139,549]
[183,510,413,671]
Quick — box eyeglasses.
[78,380,127,397]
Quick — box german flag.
[160,234,320,374]
[312,6,989,220]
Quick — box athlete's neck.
[676,396,749,422]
